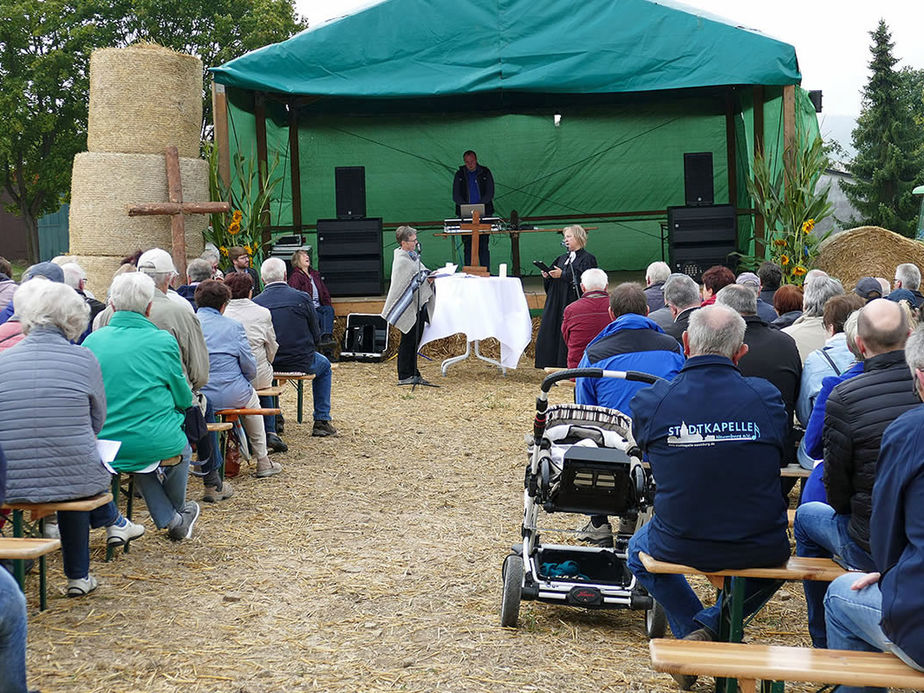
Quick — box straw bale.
[68,152,207,258]
[88,45,202,158]
[815,225,924,289]
[51,254,128,300]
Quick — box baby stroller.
[500,368,666,637]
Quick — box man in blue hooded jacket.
[822,326,924,692]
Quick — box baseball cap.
[22,261,65,283]
[854,277,883,301]
[137,248,177,275]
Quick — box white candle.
[498,263,508,278]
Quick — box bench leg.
[39,552,47,611]
[106,476,119,562]
[12,510,25,591]
[296,380,304,424]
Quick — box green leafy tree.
[842,20,924,238]
[0,0,304,262]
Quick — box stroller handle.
[540,368,662,394]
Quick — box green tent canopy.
[211,0,818,277]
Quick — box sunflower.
[232,209,243,222]
[801,218,815,234]
[219,246,228,256]
[772,238,787,247]
[227,220,241,235]
[244,244,253,255]
[792,265,807,277]
[780,254,790,266]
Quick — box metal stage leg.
[440,340,507,376]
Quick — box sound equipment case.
[340,313,389,362]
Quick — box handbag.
[223,434,241,478]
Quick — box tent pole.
[289,99,303,236]
[255,92,271,248]
[753,85,765,257]
[725,89,737,211]
[212,82,231,189]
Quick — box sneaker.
[168,502,201,541]
[670,628,715,689]
[43,521,60,539]
[106,517,145,546]
[202,480,234,503]
[67,574,98,598]
[575,519,614,547]
[397,376,418,385]
[312,420,338,437]
[266,432,288,453]
[254,459,283,478]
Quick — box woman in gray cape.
[381,226,437,386]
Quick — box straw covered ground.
[25,349,824,692]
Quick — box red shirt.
[561,290,611,369]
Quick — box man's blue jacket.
[575,314,684,417]
[630,355,790,572]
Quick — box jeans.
[794,502,875,648]
[825,573,924,693]
[397,308,427,380]
[0,565,27,693]
[200,399,220,477]
[305,351,332,421]
[259,395,277,434]
[315,304,335,336]
[133,446,191,529]
[57,500,120,579]
[627,523,783,639]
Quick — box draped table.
[419,275,533,375]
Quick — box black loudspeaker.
[683,152,714,206]
[335,166,366,219]
[668,205,737,283]
[316,218,383,296]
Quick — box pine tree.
[842,20,924,237]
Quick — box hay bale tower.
[62,44,209,296]
[815,226,924,290]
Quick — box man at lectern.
[452,150,494,269]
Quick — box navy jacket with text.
[630,354,790,572]
[576,314,684,417]
[871,404,924,668]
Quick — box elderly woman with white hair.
[0,279,144,598]
[83,273,201,542]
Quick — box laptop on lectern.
[460,203,486,220]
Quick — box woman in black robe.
[534,225,598,368]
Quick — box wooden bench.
[638,552,848,645]
[780,464,812,478]
[254,385,284,398]
[649,639,924,693]
[2,493,112,610]
[109,455,183,559]
[273,372,315,423]
[215,408,282,476]
[0,538,61,610]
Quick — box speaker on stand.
[683,152,714,207]
[335,166,366,220]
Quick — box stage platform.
[330,271,645,317]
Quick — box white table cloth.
[419,275,533,370]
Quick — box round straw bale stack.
[88,45,202,158]
[68,152,208,258]
[815,226,924,288]
[51,254,130,301]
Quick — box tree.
[842,20,924,238]
[0,0,304,262]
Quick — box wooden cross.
[128,146,230,280]
[458,210,493,277]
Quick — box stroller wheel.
[645,598,668,638]
[500,554,523,628]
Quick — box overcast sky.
[293,0,924,120]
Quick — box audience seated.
[823,326,924,691]
[758,261,782,305]
[783,275,845,362]
[223,272,286,453]
[253,258,337,438]
[699,265,735,307]
[854,276,884,303]
[177,258,214,309]
[84,273,200,542]
[226,246,260,296]
[201,247,224,279]
[643,261,670,313]
[771,284,804,328]
[736,271,778,322]
[196,279,280,481]
[661,274,701,343]
[561,268,610,369]
[0,280,143,597]
[0,256,17,313]
[626,305,789,689]
[0,442,27,691]
[0,261,64,327]
[288,249,335,352]
[893,262,924,309]
[61,261,106,343]
[0,262,73,352]
[794,299,918,649]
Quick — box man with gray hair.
[626,304,790,683]
[254,257,336,437]
[561,267,610,369]
[644,260,671,313]
[783,275,845,362]
[736,271,778,323]
[893,262,923,308]
[661,273,702,344]
[177,258,214,309]
[61,261,106,338]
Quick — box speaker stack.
[317,217,383,296]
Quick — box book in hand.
[533,260,555,273]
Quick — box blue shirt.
[630,355,790,572]
[797,333,856,425]
[197,307,257,410]
[466,169,481,204]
